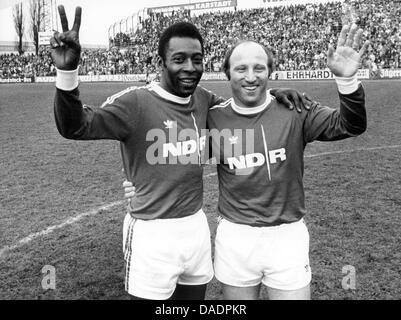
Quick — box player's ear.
[222,60,231,80]
[156,55,165,69]
[224,68,231,80]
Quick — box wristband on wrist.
[56,68,79,91]
[334,75,360,94]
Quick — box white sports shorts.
[122,209,213,300]
[214,217,311,291]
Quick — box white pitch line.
[1,144,400,259]
[305,144,401,158]
[0,200,124,259]
[204,172,217,178]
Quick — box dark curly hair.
[158,22,204,62]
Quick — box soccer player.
[51,5,313,300]
[125,23,368,300]
[207,24,368,300]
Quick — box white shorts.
[122,209,214,300]
[214,218,311,291]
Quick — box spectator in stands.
[1,0,400,79]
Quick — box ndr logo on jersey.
[227,148,286,170]
[145,127,206,164]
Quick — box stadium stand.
[1,0,400,79]
[1,47,54,79]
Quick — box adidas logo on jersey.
[164,120,175,129]
[229,136,238,145]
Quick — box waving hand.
[327,24,369,77]
[50,6,82,70]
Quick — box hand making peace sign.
[50,5,82,70]
[327,23,370,78]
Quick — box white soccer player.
[51,5,313,300]
[206,24,368,300]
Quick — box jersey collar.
[150,82,191,105]
[231,92,273,115]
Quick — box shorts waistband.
[221,217,305,230]
[264,218,304,230]
[135,208,205,225]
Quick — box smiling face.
[159,37,204,98]
[228,42,269,108]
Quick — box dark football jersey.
[55,82,224,219]
[207,85,366,227]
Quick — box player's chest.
[211,113,298,152]
[209,111,303,172]
[136,102,208,163]
[139,102,208,136]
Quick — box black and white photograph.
[0,0,400,307]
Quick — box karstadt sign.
[259,0,344,7]
[147,0,237,14]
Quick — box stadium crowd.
[1,0,400,79]
[1,47,55,79]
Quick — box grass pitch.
[0,80,400,300]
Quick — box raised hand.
[327,24,369,77]
[50,6,82,70]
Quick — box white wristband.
[56,68,79,91]
[334,75,360,95]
